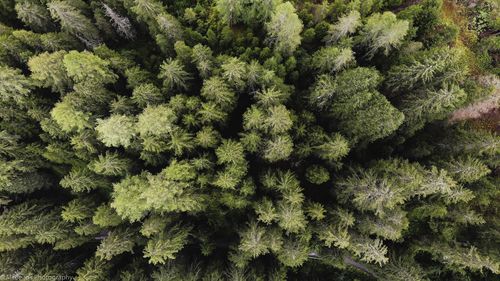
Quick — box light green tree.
[143,224,191,264]
[324,10,361,44]
[0,66,32,105]
[360,12,409,58]
[95,115,136,148]
[158,59,191,91]
[266,2,303,55]
[50,100,91,133]
[311,47,355,74]
[63,50,118,85]
[28,51,71,94]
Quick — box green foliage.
[50,100,91,133]
[61,197,97,222]
[28,51,70,94]
[143,224,191,264]
[60,167,108,192]
[15,2,54,32]
[263,135,294,162]
[0,0,498,279]
[0,201,71,250]
[386,47,469,92]
[305,165,330,184]
[47,1,101,47]
[324,10,361,44]
[216,140,245,165]
[360,12,409,58]
[0,66,32,105]
[111,173,150,222]
[96,115,136,148]
[132,83,163,107]
[311,46,355,74]
[310,67,403,143]
[137,105,177,137]
[158,59,191,91]
[96,227,136,260]
[89,152,132,176]
[266,2,303,55]
[63,50,118,85]
[442,156,490,183]
[201,76,236,108]
[92,204,123,227]
[75,257,111,281]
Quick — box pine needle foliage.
[0,0,498,280]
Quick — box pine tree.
[441,156,490,183]
[63,50,118,85]
[386,47,469,92]
[96,227,137,260]
[136,104,177,137]
[399,83,467,134]
[0,66,32,105]
[264,105,293,135]
[0,201,71,251]
[324,10,361,45]
[47,1,102,47]
[158,59,191,91]
[89,152,132,177]
[50,100,92,133]
[215,0,243,26]
[95,115,136,148]
[143,224,191,265]
[28,51,71,94]
[263,135,294,162]
[75,257,111,281]
[111,172,150,222]
[360,12,409,58]
[309,67,403,143]
[305,165,330,184]
[191,44,214,78]
[92,203,123,227]
[266,2,303,55]
[60,166,108,192]
[221,57,247,90]
[131,83,163,107]
[200,76,236,109]
[311,46,355,74]
[155,12,183,42]
[15,2,55,32]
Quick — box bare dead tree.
[102,3,136,40]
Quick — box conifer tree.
[360,12,409,58]
[95,115,136,148]
[324,10,361,45]
[101,3,136,40]
[28,51,71,94]
[386,47,469,92]
[158,59,191,91]
[63,50,118,85]
[47,0,102,47]
[50,100,92,133]
[0,66,32,105]
[311,46,355,74]
[266,2,303,55]
[15,2,55,32]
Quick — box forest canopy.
[0,0,499,280]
